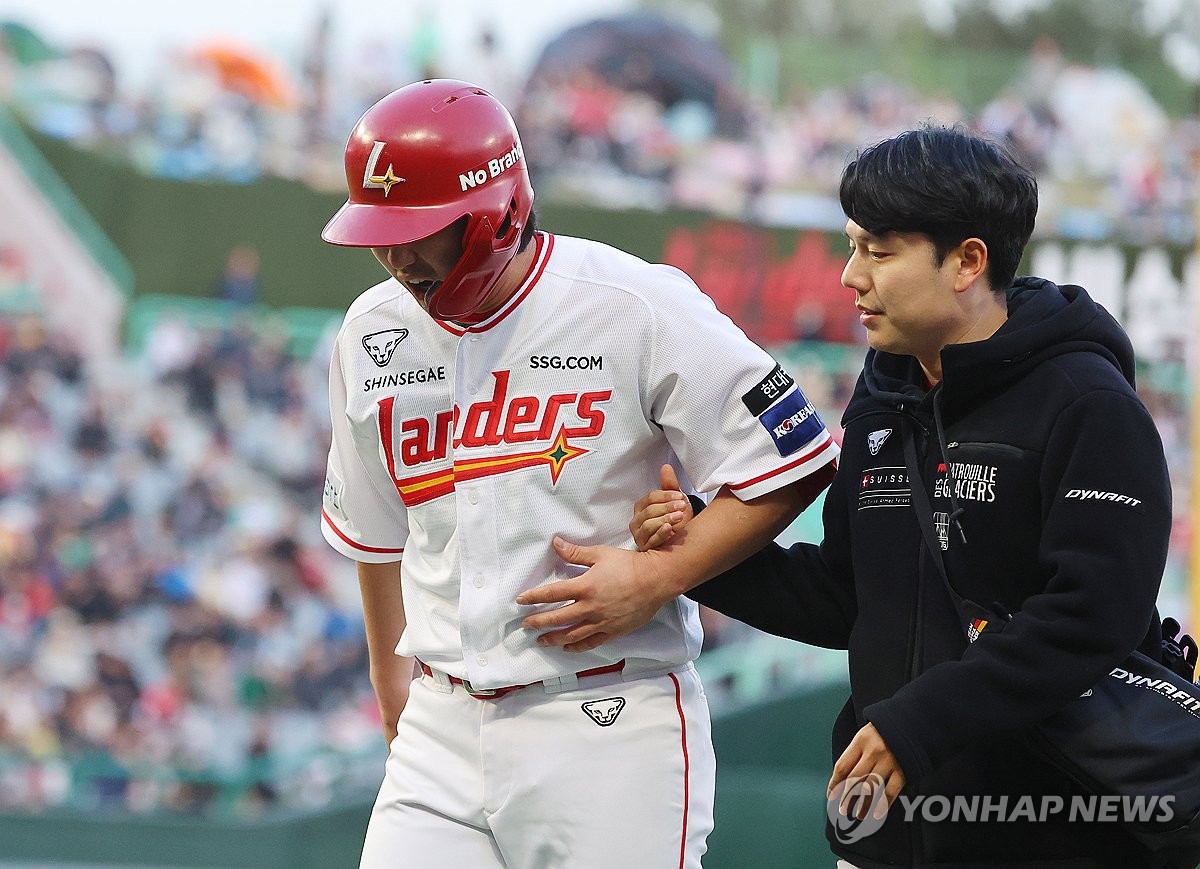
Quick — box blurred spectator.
[212,244,262,308]
[299,8,332,153]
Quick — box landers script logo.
[377,370,612,507]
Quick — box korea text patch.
[760,389,825,457]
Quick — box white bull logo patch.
[581,697,626,727]
[363,329,409,367]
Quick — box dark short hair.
[839,125,1038,292]
[518,209,538,252]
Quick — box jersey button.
[473,573,484,588]
[468,490,480,505]
[476,655,488,666]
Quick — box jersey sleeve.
[646,267,839,501]
[321,329,408,563]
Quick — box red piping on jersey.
[728,431,836,492]
[436,232,553,336]
[670,671,691,869]
[321,508,404,555]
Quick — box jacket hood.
[845,277,1135,423]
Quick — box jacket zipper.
[903,410,931,686]
[853,404,931,864]
[903,409,929,868]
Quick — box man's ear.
[953,237,989,292]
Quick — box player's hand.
[630,464,694,551]
[516,538,677,652]
[371,656,414,747]
[827,723,906,821]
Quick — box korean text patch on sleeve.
[741,363,796,417]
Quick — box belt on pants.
[417,659,626,699]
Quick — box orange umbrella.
[189,39,297,108]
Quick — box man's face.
[841,219,965,362]
[371,219,466,313]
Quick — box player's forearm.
[652,483,806,597]
[357,561,413,718]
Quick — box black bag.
[1020,645,1200,869]
[903,432,1200,869]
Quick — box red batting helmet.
[322,79,535,321]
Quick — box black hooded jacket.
[690,278,1173,868]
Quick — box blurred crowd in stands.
[517,37,1200,245]
[1,15,1197,243]
[0,304,387,815]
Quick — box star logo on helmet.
[367,163,405,195]
[368,164,405,196]
[362,141,406,196]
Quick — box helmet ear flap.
[493,194,522,247]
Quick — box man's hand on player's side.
[373,657,414,746]
[519,466,693,652]
[522,463,824,652]
[517,539,681,652]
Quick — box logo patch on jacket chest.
[934,462,998,503]
[859,466,911,509]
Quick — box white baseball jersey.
[322,232,839,689]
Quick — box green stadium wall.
[24,128,730,312]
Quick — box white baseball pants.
[359,663,715,869]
